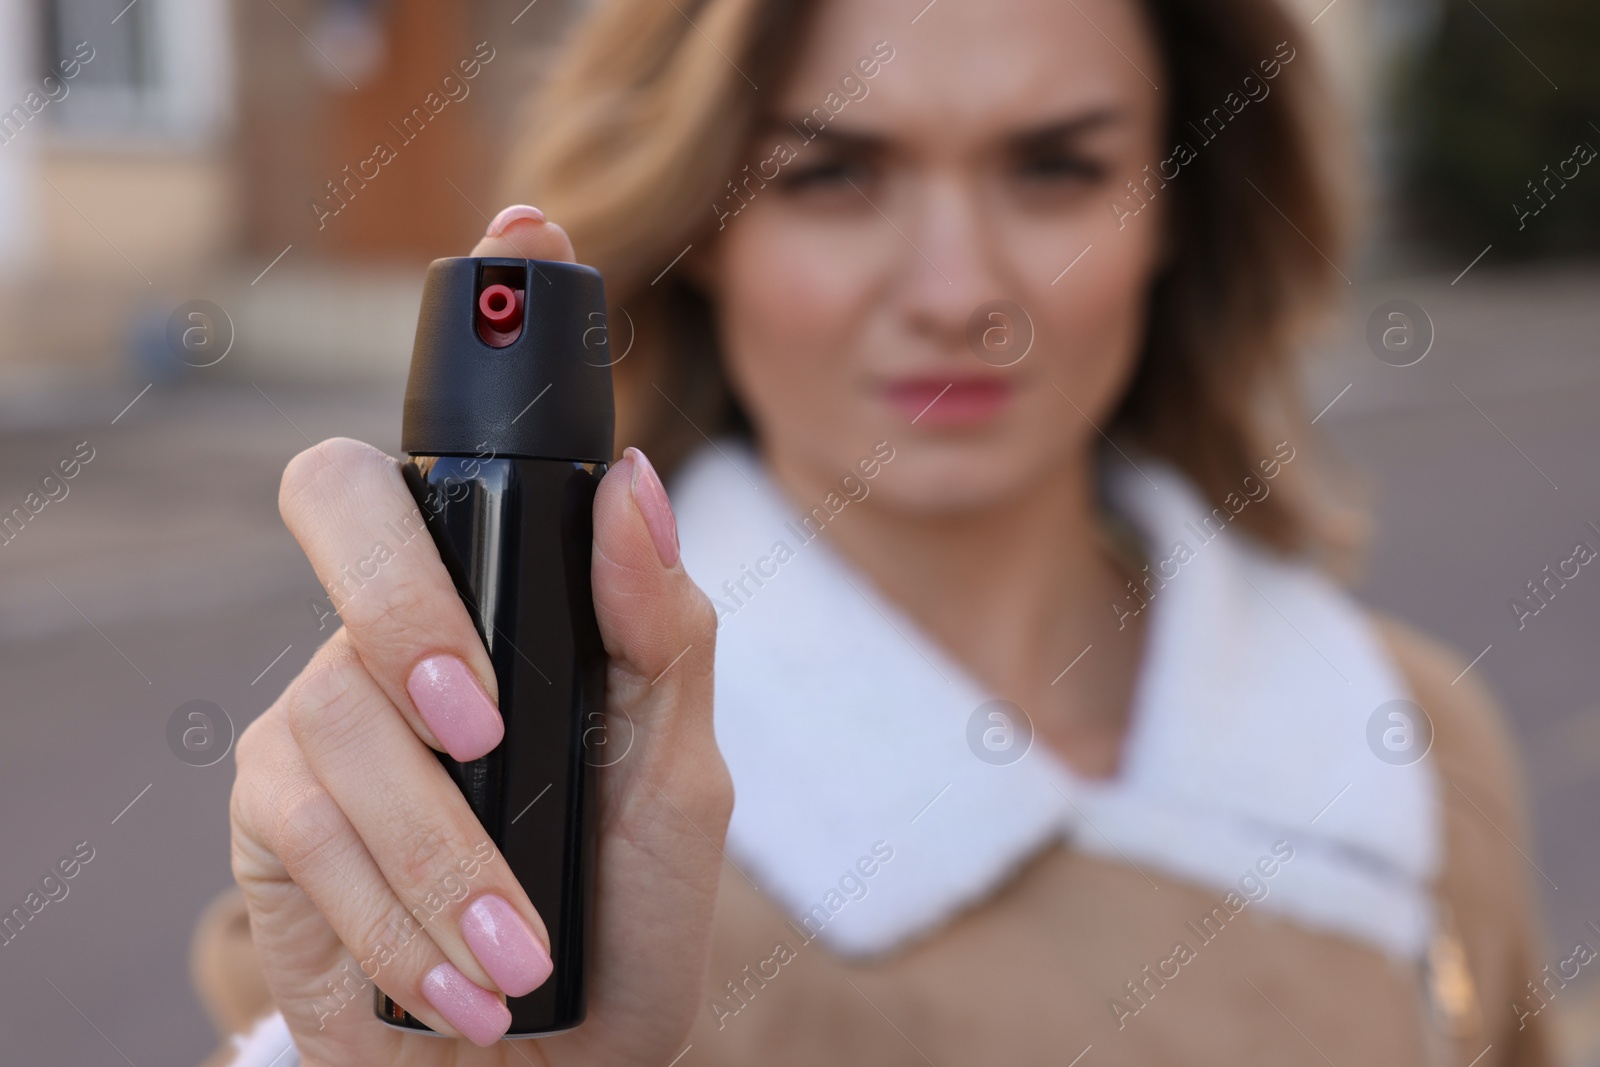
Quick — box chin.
[864,434,1055,517]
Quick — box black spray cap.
[402,256,615,463]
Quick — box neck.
[764,447,1140,722]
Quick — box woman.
[202,0,1550,1062]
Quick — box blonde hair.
[501,0,1364,564]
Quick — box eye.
[778,154,875,193]
[1013,148,1109,185]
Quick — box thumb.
[469,203,577,261]
[591,447,717,688]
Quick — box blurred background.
[0,0,1596,1062]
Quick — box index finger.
[279,437,506,761]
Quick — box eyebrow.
[759,107,1126,153]
[1008,109,1126,146]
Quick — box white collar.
[671,439,1440,960]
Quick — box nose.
[892,171,1007,352]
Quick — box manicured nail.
[626,447,679,568]
[486,204,546,237]
[461,894,553,997]
[407,655,504,761]
[421,961,511,1046]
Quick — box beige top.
[194,615,1551,1066]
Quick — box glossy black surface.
[377,455,606,1036]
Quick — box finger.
[588,446,726,830]
[234,646,514,1046]
[592,447,717,702]
[568,447,731,1062]
[283,629,556,1004]
[470,203,577,261]
[278,437,504,762]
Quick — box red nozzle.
[476,283,524,347]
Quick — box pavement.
[0,264,1597,1064]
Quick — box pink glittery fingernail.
[421,961,511,1046]
[461,894,553,997]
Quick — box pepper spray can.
[377,256,614,1035]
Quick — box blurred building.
[0,0,579,389]
[0,0,1371,390]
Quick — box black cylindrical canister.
[377,256,614,1036]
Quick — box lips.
[880,376,1015,428]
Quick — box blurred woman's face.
[700,0,1168,512]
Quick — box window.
[37,0,231,144]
